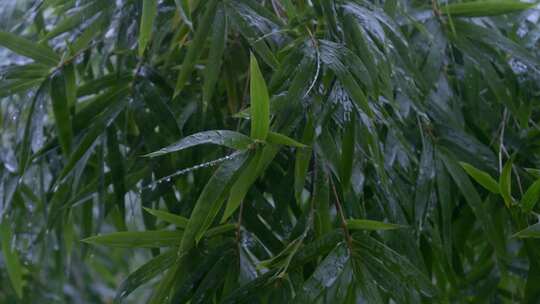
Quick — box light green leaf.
[266,131,306,148]
[459,162,500,194]
[347,219,406,231]
[500,159,513,207]
[144,208,189,228]
[138,0,157,57]
[443,0,535,17]
[521,180,540,213]
[249,53,270,140]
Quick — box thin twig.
[329,174,353,251]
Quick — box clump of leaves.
[0,0,540,303]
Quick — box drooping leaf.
[173,0,218,97]
[145,130,254,157]
[0,30,59,66]
[115,250,176,303]
[50,70,74,157]
[179,152,249,255]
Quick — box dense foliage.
[1,0,540,303]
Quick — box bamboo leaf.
[266,131,306,148]
[50,70,74,157]
[202,5,227,110]
[144,208,189,228]
[173,0,218,97]
[179,153,249,255]
[443,0,535,17]
[0,219,24,298]
[115,250,176,303]
[145,130,254,157]
[514,223,540,238]
[0,30,59,66]
[347,219,406,231]
[249,53,270,141]
[500,159,513,208]
[521,180,540,213]
[138,0,157,57]
[459,162,500,194]
[81,230,183,248]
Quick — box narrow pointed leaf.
[347,219,406,231]
[0,30,59,66]
[144,208,188,228]
[443,0,535,17]
[50,71,74,157]
[500,159,513,207]
[249,53,270,140]
[174,0,218,97]
[459,162,500,194]
[145,130,254,157]
[138,0,157,57]
[514,223,540,238]
[266,131,306,148]
[0,220,24,298]
[521,180,540,213]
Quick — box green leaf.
[221,149,263,222]
[521,180,540,213]
[340,116,355,189]
[266,131,306,148]
[144,207,189,228]
[0,78,45,98]
[45,0,109,40]
[347,219,406,231]
[443,0,535,17]
[145,130,254,157]
[179,153,249,255]
[296,244,349,302]
[500,159,513,208]
[57,94,127,181]
[115,250,176,303]
[249,53,270,141]
[138,0,157,57]
[50,71,74,157]
[202,5,227,110]
[0,30,59,66]
[440,150,506,258]
[459,162,500,194]
[173,0,218,97]
[0,219,24,298]
[81,231,183,248]
[514,223,540,238]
